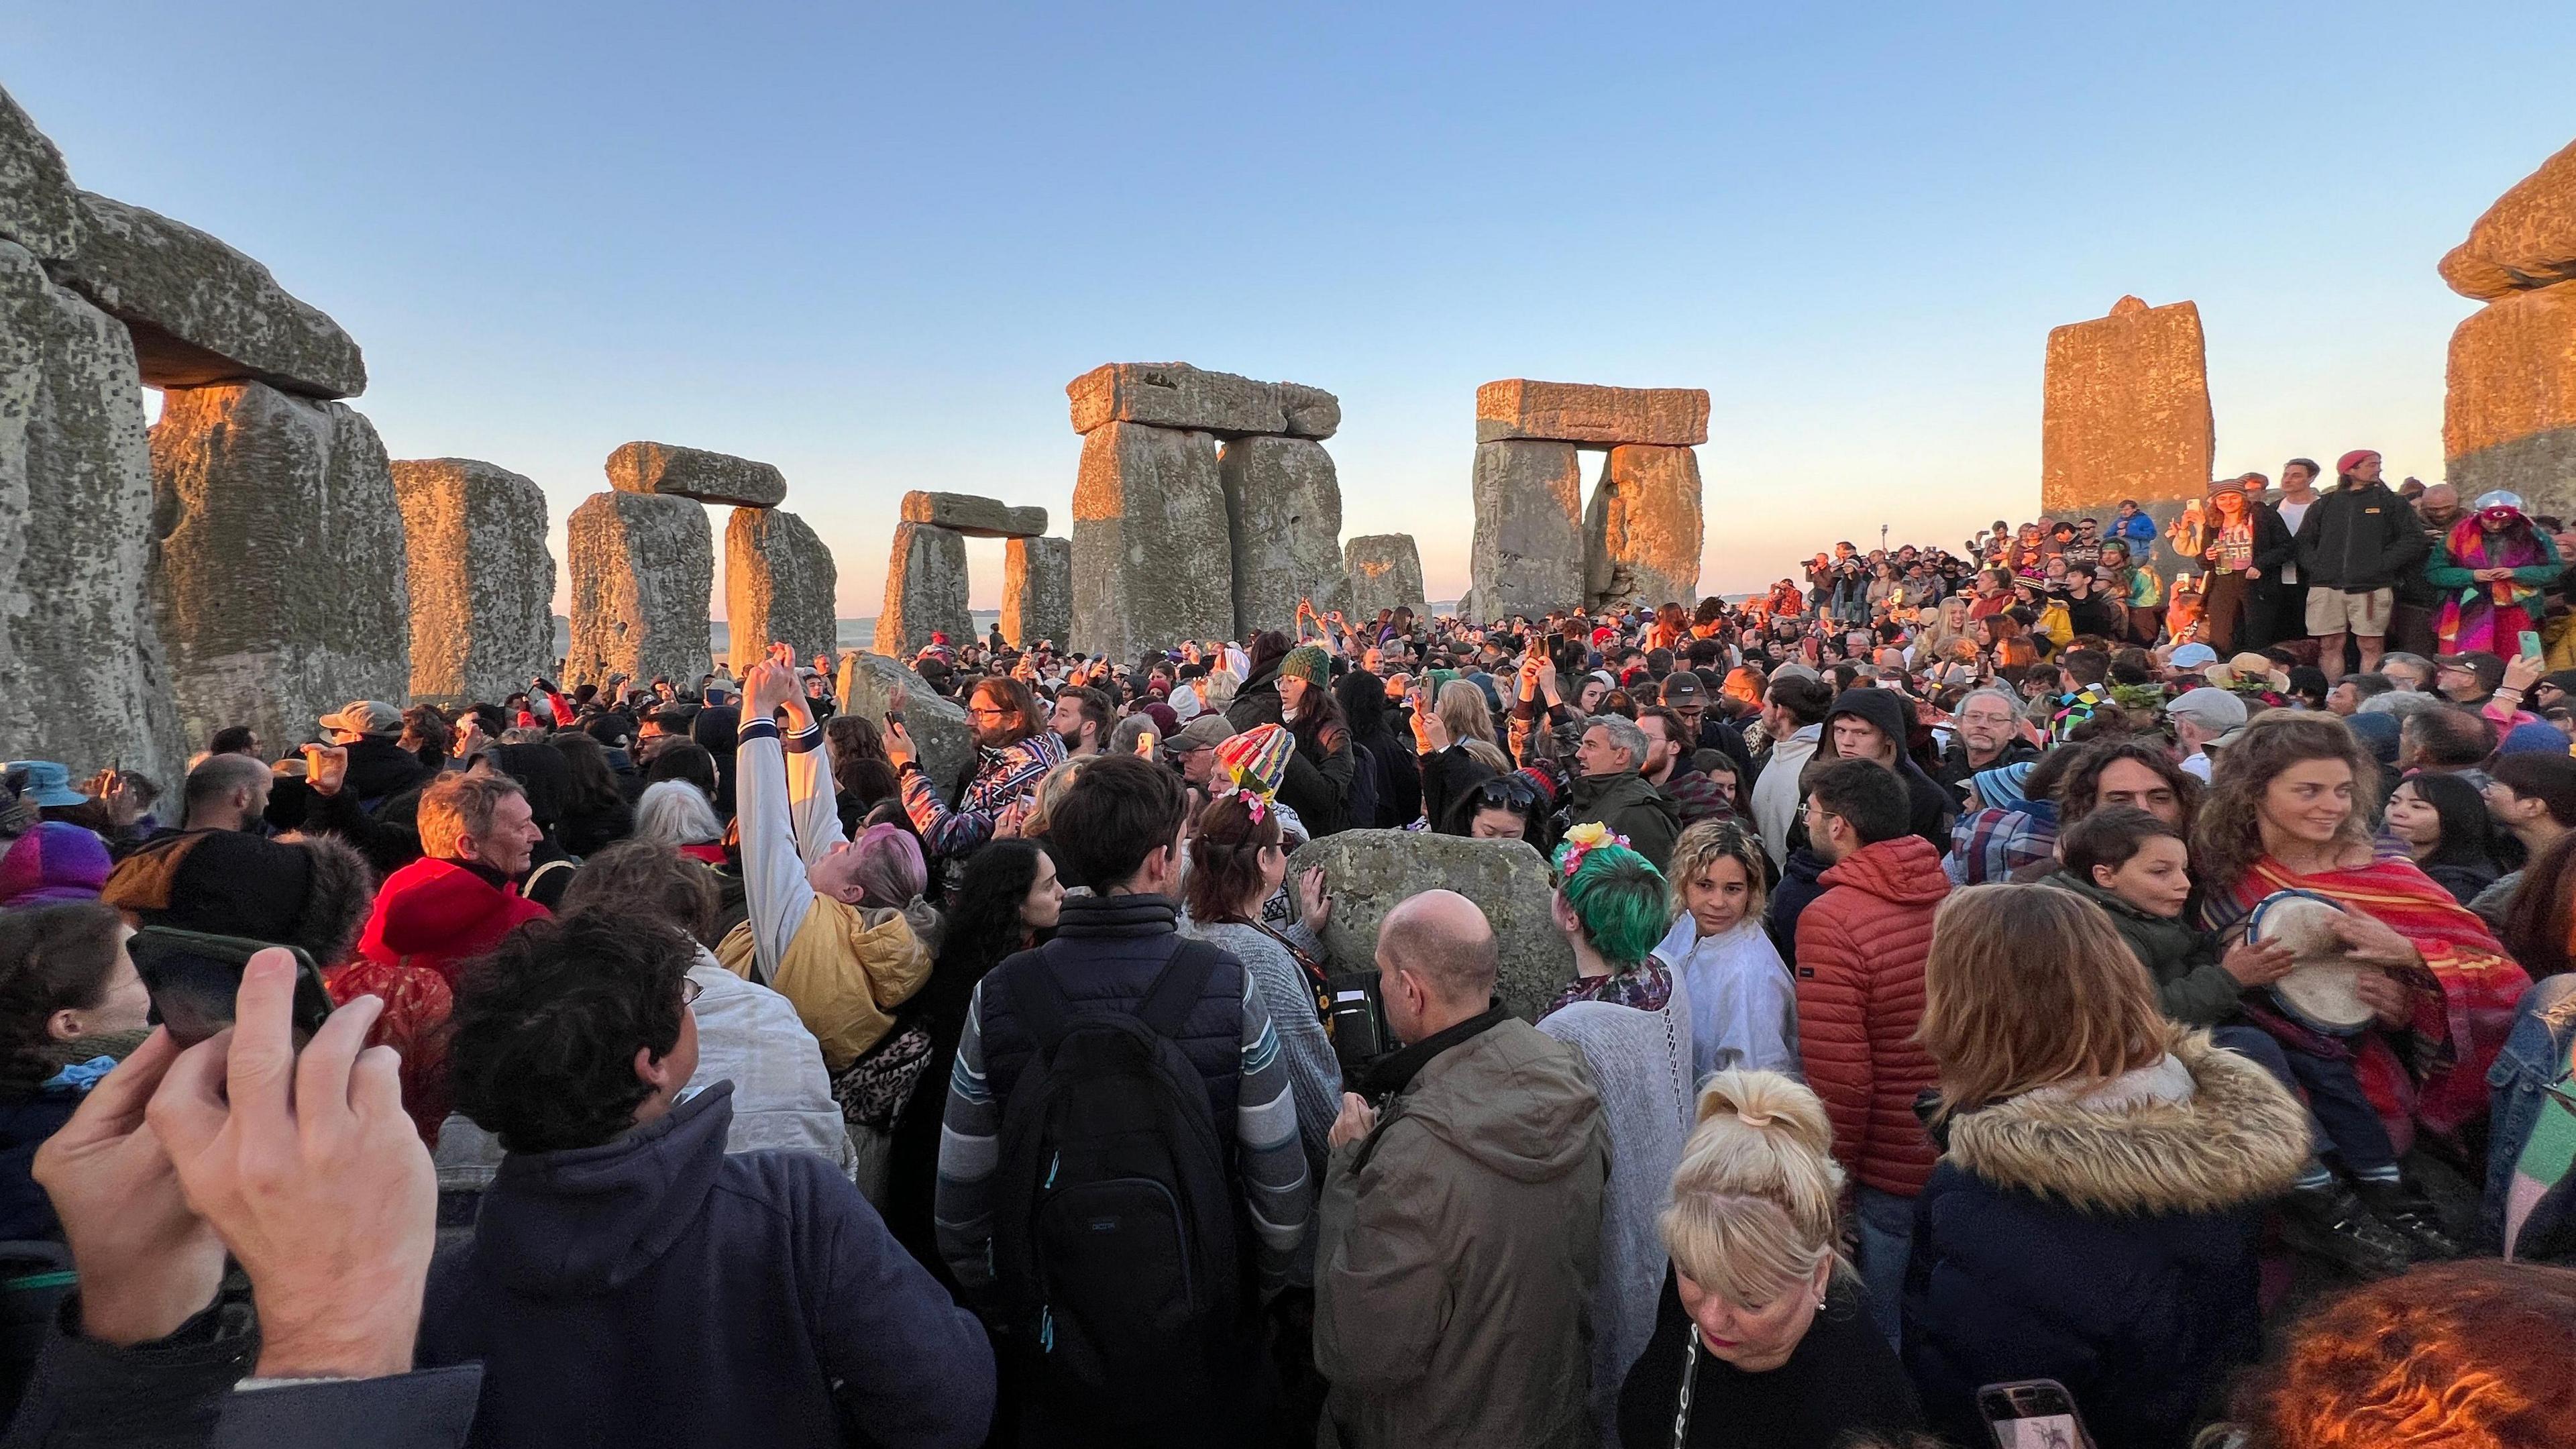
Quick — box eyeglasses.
[967,705,1012,719]
[680,977,704,1007]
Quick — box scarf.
[1544,955,1674,1018]
[2204,850,2530,1150]
[2436,515,2551,655]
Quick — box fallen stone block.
[1468,439,1585,620]
[606,440,787,508]
[0,85,79,261]
[875,521,972,661]
[2445,280,2576,523]
[564,490,714,690]
[52,191,366,398]
[726,507,839,674]
[1072,422,1234,658]
[900,490,1046,539]
[834,650,970,804]
[391,459,555,708]
[1068,362,1339,439]
[1588,444,1704,608]
[1220,435,1347,638]
[1002,536,1071,649]
[2040,295,2214,517]
[1344,533,1428,619]
[1287,828,1574,1022]
[2440,137,2576,301]
[0,241,186,782]
[1476,379,1709,446]
[150,382,411,752]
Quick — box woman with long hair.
[1334,668,1416,828]
[1617,1073,1923,1448]
[545,730,635,857]
[2193,713,2530,1163]
[2384,770,2505,905]
[1903,885,2308,1449]
[0,903,152,1242]
[1277,645,1354,835]
[1537,833,1695,1441]
[879,838,1063,1284]
[1179,790,1338,1175]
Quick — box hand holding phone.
[1978,1380,2095,1448]
[129,927,333,1049]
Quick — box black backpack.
[993,939,1251,1436]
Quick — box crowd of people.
[2,447,2575,1446]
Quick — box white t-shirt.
[2275,496,2315,584]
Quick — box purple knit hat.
[0,822,112,910]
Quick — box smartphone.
[884,709,905,728]
[2520,630,2544,661]
[128,926,334,1047]
[1977,1380,2095,1449]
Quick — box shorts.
[2307,586,2394,639]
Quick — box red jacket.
[1792,835,1950,1197]
[357,856,550,987]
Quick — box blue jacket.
[419,1083,994,1448]
[2117,511,2159,549]
[1901,1034,2308,1449]
[1764,848,1832,962]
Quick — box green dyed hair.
[1552,841,1670,969]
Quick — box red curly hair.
[2231,1262,2576,1448]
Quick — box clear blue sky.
[9,4,2571,612]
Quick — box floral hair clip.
[1222,786,1269,824]
[1555,821,1629,879]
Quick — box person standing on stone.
[2294,449,2430,680]
[891,675,1066,863]
[2196,478,2292,655]
[2394,481,2466,657]
[1789,759,1948,1346]
[1313,890,1609,1449]
[2265,458,2324,649]
[1049,686,1110,760]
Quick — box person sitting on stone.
[417,908,993,1448]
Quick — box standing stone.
[2440,138,2576,301]
[1287,829,1574,1021]
[727,507,837,674]
[1002,536,1071,649]
[0,241,185,782]
[900,490,1046,539]
[1477,380,1709,446]
[2445,280,2576,522]
[1072,423,1233,658]
[833,651,970,804]
[52,192,366,398]
[1218,435,1346,637]
[563,491,714,690]
[150,382,411,751]
[605,441,787,508]
[390,460,553,708]
[875,521,971,660]
[0,85,80,261]
[1588,445,1705,608]
[2040,296,2216,517]
[1467,439,1584,620]
[1068,362,1340,439]
[1343,533,1428,619]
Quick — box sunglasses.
[1470,776,1540,810]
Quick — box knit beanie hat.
[1214,724,1294,799]
[0,822,110,909]
[1279,645,1330,688]
[2500,721,2571,758]
[1971,761,2035,810]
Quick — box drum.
[2245,890,2375,1034]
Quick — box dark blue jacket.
[1764,848,1832,962]
[419,1083,993,1448]
[0,1096,78,1242]
[1900,1034,2308,1449]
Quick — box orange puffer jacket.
[1792,835,1951,1197]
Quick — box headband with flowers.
[1214,784,1269,825]
[1554,821,1629,881]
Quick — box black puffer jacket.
[2292,480,2429,592]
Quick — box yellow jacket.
[717,898,932,1071]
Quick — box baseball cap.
[1658,673,1709,707]
[1172,715,1237,752]
[2169,643,2218,669]
[318,700,402,737]
[2165,687,2249,733]
[2436,652,2508,692]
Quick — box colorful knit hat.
[1971,761,2035,810]
[1213,723,1293,799]
[1279,645,1330,687]
[0,822,111,910]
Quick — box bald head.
[2422,483,2458,511]
[1378,890,1498,1009]
[182,750,273,831]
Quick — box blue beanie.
[1972,760,2035,809]
[2500,721,2570,757]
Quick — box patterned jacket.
[902,730,1067,859]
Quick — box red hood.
[358,857,549,981]
[1818,835,1951,908]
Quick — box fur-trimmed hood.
[1942,1031,2308,1216]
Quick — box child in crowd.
[2052,806,2455,1270]
[1652,819,1798,1081]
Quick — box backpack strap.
[1136,939,1222,1040]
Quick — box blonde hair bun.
[1695,1069,1835,1159]
[1662,1071,1846,1306]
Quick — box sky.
[9,4,2572,614]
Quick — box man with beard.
[2392,480,2463,656]
[892,674,1066,863]
[1049,685,1110,759]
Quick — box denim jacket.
[2485,974,2576,1251]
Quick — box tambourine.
[2244,890,2374,1034]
